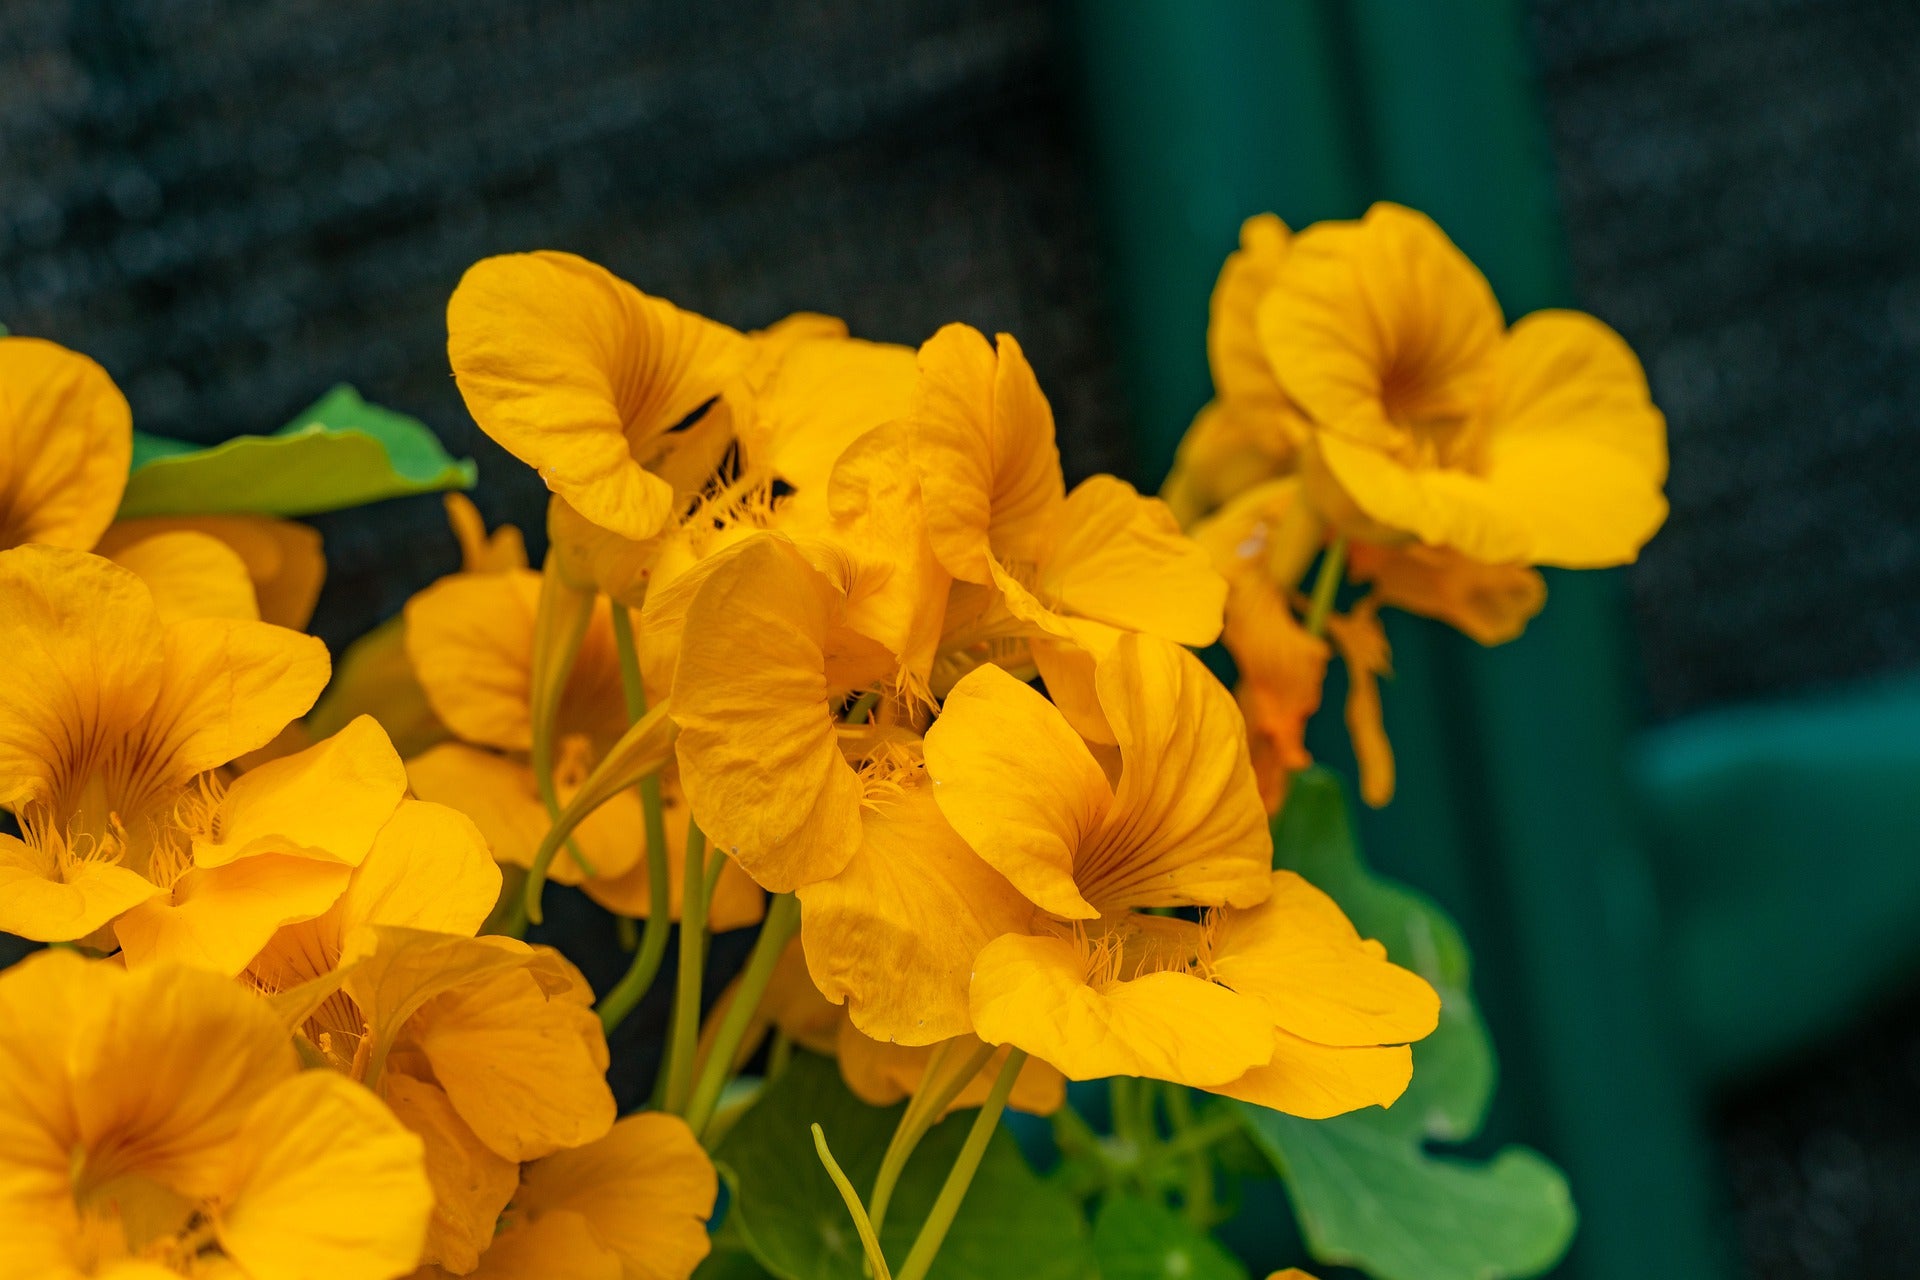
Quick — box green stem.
[767,1030,795,1081]
[1302,535,1349,638]
[659,816,712,1114]
[1165,1085,1220,1227]
[684,893,801,1139]
[596,606,675,1035]
[869,1040,998,1237]
[523,566,598,922]
[895,1049,1026,1280]
[813,1124,894,1280]
[1153,1111,1244,1162]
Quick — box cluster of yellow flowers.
[0,199,1661,1280]
[1165,204,1667,808]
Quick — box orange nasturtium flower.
[0,950,431,1280]
[1262,201,1667,568]
[0,546,334,953]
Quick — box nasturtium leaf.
[714,1052,1096,1280]
[1235,767,1576,1280]
[694,1245,778,1280]
[119,384,476,518]
[1093,1194,1247,1280]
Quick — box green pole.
[1066,2,1734,1275]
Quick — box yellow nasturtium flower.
[406,1114,717,1280]
[1261,202,1667,567]
[0,950,431,1280]
[0,334,324,626]
[0,336,133,552]
[246,804,618,1275]
[447,251,753,544]
[0,546,331,950]
[403,564,762,927]
[811,633,1441,1116]
[909,324,1226,727]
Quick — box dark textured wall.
[0,0,1129,657]
[1530,0,1920,723]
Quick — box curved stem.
[596,606,675,1034]
[684,893,801,1139]
[523,563,598,922]
[896,1049,1026,1280]
[813,1124,894,1280]
[1302,535,1349,638]
[659,816,711,1114]
[869,1040,998,1237]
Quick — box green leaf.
[1236,767,1576,1280]
[1092,1194,1247,1280]
[695,1246,779,1280]
[713,1052,1097,1280]
[119,385,475,518]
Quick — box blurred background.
[4,1,1919,1276]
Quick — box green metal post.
[1067,2,1734,1276]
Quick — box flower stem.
[684,892,801,1140]
[524,562,598,922]
[659,815,712,1114]
[895,1048,1026,1280]
[869,1040,998,1237]
[813,1124,894,1280]
[596,606,675,1035]
[1302,535,1349,638]
[1165,1085,1221,1226]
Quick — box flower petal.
[1209,871,1439,1047]
[1325,602,1397,809]
[67,960,297,1201]
[138,614,330,783]
[0,336,131,551]
[383,1073,517,1275]
[0,546,162,809]
[671,536,865,893]
[515,1112,717,1280]
[1078,635,1272,912]
[909,324,1064,584]
[194,715,407,868]
[1260,203,1501,453]
[1033,476,1226,647]
[969,933,1274,1086]
[216,1070,432,1280]
[0,831,160,942]
[405,570,541,752]
[113,855,354,975]
[410,960,614,1161]
[103,530,259,622]
[1346,540,1543,646]
[103,515,328,631]
[1206,1030,1413,1119]
[742,335,917,498]
[924,663,1110,920]
[448,252,750,541]
[797,782,1033,1045]
[469,1211,622,1280]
